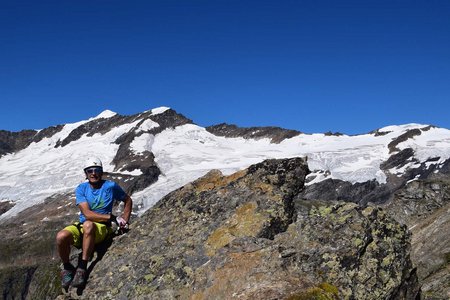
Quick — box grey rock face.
[299,178,393,205]
[78,158,418,299]
[383,178,450,299]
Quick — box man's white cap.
[84,157,103,171]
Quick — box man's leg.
[56,229,74,264]
[72,220,96,288]
[56,229,76,289]
[81,220,96,261]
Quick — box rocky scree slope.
[79,158,419,299]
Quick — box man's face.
[85,167,103,184]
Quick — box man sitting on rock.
[55,157,132,289]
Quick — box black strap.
[73,222,83,236]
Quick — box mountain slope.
[1,108,449,222]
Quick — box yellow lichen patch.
[285,282,339,300]
[229,202,267,236]
[353,237,363,247]
[362,206,374,217]
[205,202,268,256]
[250,181,284,201]
[225,169,248,182]
[205,227,235,257]
[194,169,247,193]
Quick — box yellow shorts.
[64,222,113,249]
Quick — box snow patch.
[94,109,117,119]
[378,123,428,133]
[305,171,330,186]
[130,133,155,155]
[151,107,170,115]
[139,119,159,131]
[119,169,143,176]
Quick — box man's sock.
[63,262,75,271]
[78,259,88,270]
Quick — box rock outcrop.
[383,178,450,299]
[73,158,419,299]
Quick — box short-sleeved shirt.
[75,180,127,223]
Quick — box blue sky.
[1,0,449,134]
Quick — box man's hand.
[116,216,128,228]
[109,214,129,234]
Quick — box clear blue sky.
[1,0,449,134]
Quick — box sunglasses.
[85,167,103,174]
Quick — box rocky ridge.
[77,158,419,299]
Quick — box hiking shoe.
[71,268,87,288]
[60,269,75,289]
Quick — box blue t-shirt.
[75,180,127,223]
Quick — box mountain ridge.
[0,107,449,299]
[1,107,449,221]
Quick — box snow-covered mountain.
[1,107,449,222]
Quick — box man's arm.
[121,195,132,223]
[78,202,111,223]
[78,195,132,224]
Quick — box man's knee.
[82,221,96,236]
[56,229,73,245]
